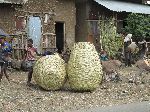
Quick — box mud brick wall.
[0,4,16,34]
[55,0,76,49]
[16,0,56,34]
[0,0,76,50]
[75,1,88,42]
[0,0,56,34]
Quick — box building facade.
[0,0,76,56]
[75,0,150,51]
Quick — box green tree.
[99,16,123,58]
[125,13,150,38]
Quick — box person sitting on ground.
[100,50,108,61]
[61,48,71,63]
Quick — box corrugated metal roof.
[94,0,150,14]
[0,0,27,4]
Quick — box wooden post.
[42,33,56,53]
[11,33,27,60]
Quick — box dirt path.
[0,67,150,112]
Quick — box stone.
[135,59,150,71]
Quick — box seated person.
[100,50,108,61]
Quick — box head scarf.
[124,34,132,42]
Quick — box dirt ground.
[0,66,150,112]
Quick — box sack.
[128,42,138,53]
[21,60,35,71]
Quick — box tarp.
[0,29,9,37]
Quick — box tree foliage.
[125,13,150,38]
[98,16,123,58]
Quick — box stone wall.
[55,0,76,49]
[0,0,76,50]
[0,4,16,34]
[16,0,56,34]
[75,1,89,42]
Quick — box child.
[100,50,108,61]
[24,39,37,86]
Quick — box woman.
[124,34,132,67]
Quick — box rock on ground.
[135,59,150,71]
[101,60,122,73]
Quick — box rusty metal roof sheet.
[94,0,150,14]
[0,0,27,4]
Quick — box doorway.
[28,16,42,53]
[55,22,65,53]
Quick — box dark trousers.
[26,60,35,83]
[0,62,9,82]
[139,50,146,59]
[27,68,33,83]
[124,51,132,67]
